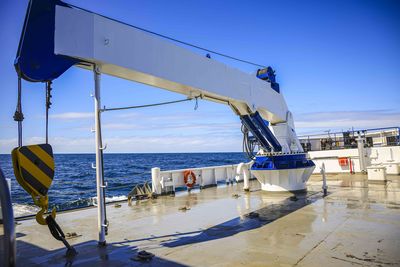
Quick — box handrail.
[0,167,16,267]
[159,163,240,174]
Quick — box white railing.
[151,162,253,194]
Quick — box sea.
[0,153,247,217]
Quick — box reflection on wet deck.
[3,173,400,266]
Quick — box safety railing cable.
[101,97,194,112]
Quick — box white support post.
[357,132,367,173]
[94,65,107,246]
[321,163,328,196]
[236,163,250,191]
[151,167,161,194]
[243,167,250,192]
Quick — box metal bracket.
[99,144,107,150]
[94,64,101,74]
[91,163,96,169]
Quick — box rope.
[241,124,257,160]
[45,215,77,257]
[66,3,267,68]
[13,76,24,147]
[46,215,65,242]
[101,98,193,112]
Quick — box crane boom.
[15,0,314,194]
[16,1,304,154]
[13,0,315,246]
[54,6,289,123]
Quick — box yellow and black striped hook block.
[12,143,57,224]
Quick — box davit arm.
[14,1,303,156]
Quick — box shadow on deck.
[16,239,188,267]
[161,191,323,248]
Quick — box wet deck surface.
[4,173,400,266]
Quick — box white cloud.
[116,110,234,122]
[0,137,48,154]
[295,110,400,134]
[0,138,17,148]
[0,134,242,154]
[50,112,93,120]
[3,109,397,153]
[102,123,139,130]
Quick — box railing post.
[0,167,16,267]
[151,167,161,194]
[357,132,367,173]
[93,65,107,246]
[321,163,328,196]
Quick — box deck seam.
[293,208,350,266]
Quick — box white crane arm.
[14,0,314,198]
[54,6,289,124]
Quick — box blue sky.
[0,0,399,153]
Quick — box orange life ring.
[183,170,196,188]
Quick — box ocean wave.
[12,203,39,217]
[1,153,247,212]
[11,195,128,218]
[91,195,128,205]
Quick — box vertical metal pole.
[0,168,16,267]
[94,65,106,246]
[16,76,23,147]
[321,163,328,197]
[357,132,366,173]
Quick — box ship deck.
[5,173,400,266]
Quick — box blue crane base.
[252,153,315,171]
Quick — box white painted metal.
[0,171,15,267]
[372,162,400,175]
[381,162,400,175]
[236,162,252,191]
[153,164,252,194]
[321,163,328,196]
[0,178,11,221]
[93,65,107,245]
[271,112,304,153]
[151,167,161,194]
[310,146,400,174]
[357,133,367,172]
[251,165,315,191]
[54,5,309,192]
[54,6,289,123]
[372,146,400,163]
[367,166,387,181]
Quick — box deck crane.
[14,0,315,245]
